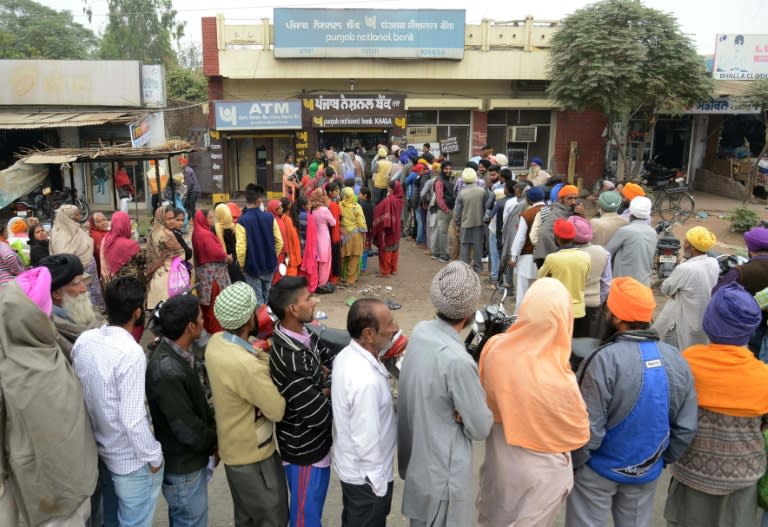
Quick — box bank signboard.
[686,96,761,114]
[303,94,406,129]
[713,34,768,80]
[274,8,465,59]
[214,100,302,130]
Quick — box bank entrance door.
[319,130,388,152]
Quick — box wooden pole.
[568,141,578,184]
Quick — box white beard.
[62,292,97,326]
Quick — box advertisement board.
[142,65,166,108]
[214,100,302,130]
[303,93,406,129]
[713,34,768,80]
[274,8,465,59]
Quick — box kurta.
[604,219,657,286]
[398,319,493,527]
[312,206,335,263]
[653,254,720,350]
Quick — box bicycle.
[650,176,695,224]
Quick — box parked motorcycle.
[642,156,684,189]
[11,183,89,223]
[709,251,749,277]
[465,284,517,363]
[655,221,681,280]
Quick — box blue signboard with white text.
[274,8,465,60]
[213,100,302,130]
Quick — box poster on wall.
[713,34,768,80]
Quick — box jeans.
[184,191,199,218]
[489,230,499,280]
[162,468,208,527]
[104,464,163,527]
[244,272,273,306]
[434,210,452,260]
[415,207,425,244]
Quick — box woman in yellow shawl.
[214,203,244,282]
[145,206,186,308]
[339,187,367,287]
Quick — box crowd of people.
[1,143,768,527]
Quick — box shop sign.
[274,8,465,59]
[440,136,460,154]
[141,65,166,108]
[214,100,302,130]
[304,93,406,129]
[687,96,761,114]
[713,34,768,80]
[407,126,437,144]
[129,115,151,147]
[209,131,224,191]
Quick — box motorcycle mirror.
[474,310,485,324]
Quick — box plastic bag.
[167,256,190,297]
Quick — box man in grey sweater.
[605,196,657,286]
[454,168,488,273]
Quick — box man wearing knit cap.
[454,168,489,273]
[538,218,591,329]
[398,262,493,527]
[570,216,613,339]
[605,196,657,286]
[206,282,288,526]
[653,226,719,350]
[0,267,97,527]
[713,226,768,355]
[505,185,546,314]
[566,277,697,527]
[590,190,628,247]
[665,283,768,527]
[531,183,582,266]
[371,147,393,205]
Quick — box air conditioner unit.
[507,126,538,142]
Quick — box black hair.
[327,181,340,193]
[488,164,501,172]
[245,183,264,204]
[347,298,385,339]
[505,179,517,195]
[325,167,335,178]
[279,197,291,213]
[500,168,513,181]
[200,209,209,219]
[478,159,491,169]
[159,295,200,340]
[291,196,308,228]
[173,207,185,217]
[213,201,226,210]
[441,161,452,170]
[343,178,355,188]
[105,277,146,326]
[423,143,430,149]
[624,321,652,331]
[285,154,293,162]
[268,276,308,320]
[437,312,466,325]
[299,159,307,169]
[388,179,398,190]
[359,187,371,199]
[28,223,43,240]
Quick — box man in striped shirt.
[269,276,334,527]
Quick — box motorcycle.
[11,183,89,223]
[641,156,684,189]
[709,250,748,277]
[655,221,681,280]
[465,282,517,363]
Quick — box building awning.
[405,98,484,110]
[488,98,559,110]
[0,111,138,130]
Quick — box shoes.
[424,250,432,256]
[431,255,440,260]
[315,284,335,294]
[385,299,402,310]
[438,257,450,263]
[481,257,489,263]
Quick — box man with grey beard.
[40,254,103,361]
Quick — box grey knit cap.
[430,261,481,320]
[214,281,257,330]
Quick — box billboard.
[213,100,302,130]
[274,8,465,59]
[302,93,406,128]
[713,34,768,80]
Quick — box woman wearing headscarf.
[340,151,356,180]
[478,278,590,527]
[339,187,367,287]
[226,201,242,224]
[371,180,404,277]
[309,188,336,294]
[49,204,105,310]
[267,199,289,283]
[88,212,110,279]
[145,206,186,308]
[27,224,50,267]
[214,203,244,282]
[279,197,302,277]
[100,211,144,283]
[192,209,231,333]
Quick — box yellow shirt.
[538,248,591,318]
[373,159,393,189]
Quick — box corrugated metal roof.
[0,111,135,130]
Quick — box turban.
[526,186,545,203]
[550,183,564,203]
[39,253,85,291]
[558,185,579,200]
[685,226,717,252]
[569,215,593,244]
[179,157,189,166]
[607,277,656,323]
[702,283,762,346]
[598,191,622,212]
[622,182,645,201]
[412,164,426,174]
[530,157,544,167]
[462,168,478,184]
[16,267,53,316]
[431,261,481,320]
[629,196,652,220]
[493,154,508,166]
[744,227,768,253]
[553,218,577,241]
[377,147,388,158]
[214,282,258,330]
[465,161,479,171]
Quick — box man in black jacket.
[146,295,217,527]
[269,276,334,527]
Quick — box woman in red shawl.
[267,199,288,284]
[325,181,343,285]
[280,197,302,277]
[372,180,404,277]
[88,212,110,278]
[191,210,231,333]
[100,211,144,283]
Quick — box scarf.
[480,278,590,452]
[88,215,109,259]
[102,212,140,276]
[49,204,93,266]
[145,207,183,276]
[371,181,404,250]
[227,202,242,223]
[192,210,227,266]
[267,200,288,254]
[309,188,329,210]
[214,203,236,252]
[327,199,342,244]
[282,214,303,269]
[299,210,319,291]
[683,343,768,417]
[340,187,367,234]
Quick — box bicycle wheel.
[657,192,695,223]
[673,192,695,223]
[655,193,679,222]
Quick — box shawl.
[309,188,329,210]
[479,278,590,452]
[267,200,288,253]
[88,215,109,261]
[227,201,242,223]
[214,203,236,252]
[49,204,93,266]
[282,214,303,269]
[683,343,768,417]
[340,152,356,179]
[192,210,227,266]
[340,187,367,234]
[371,181,404,250]
[327,199,342,244]
[145,207,184,276]
[299,210,319,291]
[102,212,140,276]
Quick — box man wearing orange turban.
[531,184,583,266]
[566,277,698,527]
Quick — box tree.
[166,64,207,102]
[0,0,99,59]
[547,0,713,179]
[99,0,185,66]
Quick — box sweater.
[205,332,285,466]
[538,248,591,318]
[235,207,283,277]
[455,185,487,229]
[146,339,217,474]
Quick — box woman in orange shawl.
[478,278,590,527]
[267,199,288,284]
[279,197,302,276]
